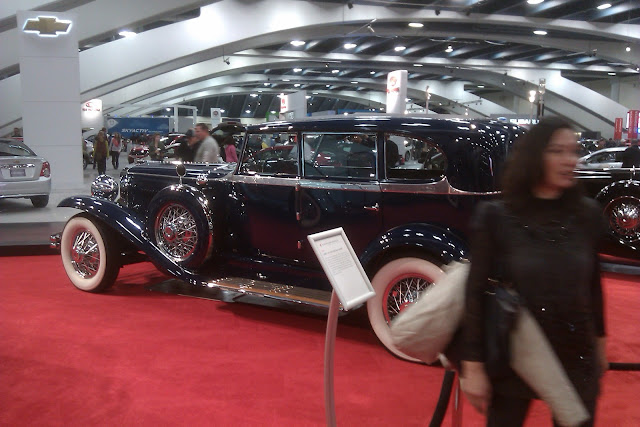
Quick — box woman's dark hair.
[502,117,583,214]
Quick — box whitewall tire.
[367,257,444,361]
[61,216,120,292]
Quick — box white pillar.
[17,11,82,191]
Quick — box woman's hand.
[596,337,608,376]
[460,361,492,414]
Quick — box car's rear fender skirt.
[360,223,469,273]
[595,179,640,203]
[57,196,204,284]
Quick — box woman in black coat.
[460,118,608,426]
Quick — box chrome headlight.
[119,171,131,206]
[91,175,119,201]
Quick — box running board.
[148,276,338,310]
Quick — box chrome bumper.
[50,233,61,250]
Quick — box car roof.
[245,115,515,135]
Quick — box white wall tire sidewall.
[367,257,444,361]
[61,217,108,292]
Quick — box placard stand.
[307,228,376,427]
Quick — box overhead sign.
[106,117,170,137]
[23,16,72,37]
[81,99,103,129]
[211,108,222,127]
[614,118,623,140]
[628,110,639,140]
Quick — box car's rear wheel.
[367,257,444,362]
[604,195,640,243]
[148,193,213,268]
[60,216,120,292]
[30,195,49,208]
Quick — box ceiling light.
[414,63,423,67]
[263,82,269,86]
[283,79,290,82]
[293,68,302,72]
[626,46,631,52]
[306,95,311,99]
[597,3,612,10]
[294,83,301,87]
[533,30,547,35]
[313,92,319,95]
[477,85,485,88]
[326,84,330,88]
[351,81,358,84]
[118,30,136,37]
[408,22,424,28]
[527,0,544,4]
[245,110,251,114]
[332,69,340,73]
[394,46,406,52]
[220,109,225,113]
[290,40,305,46]
[250,94,258,97]
[165,108,171,111]
[258,90,263,93]
[445,45,453,53]
[344,43,357,49]
[608,72,616,75]
[370,71,375,75]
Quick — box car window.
[302,132,377,180]
[239,132,298,176]
[385,134,447,180]
[588,152,615,164]
[0,140,36,157]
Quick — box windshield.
[0,139,36,157]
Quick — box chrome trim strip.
[380,177,499,196]
[0,193,49,199]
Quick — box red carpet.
[1,255,639,426]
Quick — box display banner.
[614,118,623,140]
[81,99,103,129]
[386,70,408,114]
[628,110,639,140]
[211,108,222,127]
[105,117,170,137]
[279,90,307,119]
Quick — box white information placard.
[307,228,375,311]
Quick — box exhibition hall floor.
[0,162,121,246]
[1,256,639,426]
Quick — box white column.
[17,11,82,191]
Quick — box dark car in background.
[52,115,523,361]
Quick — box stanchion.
[324,291,340,427]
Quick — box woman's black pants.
[487,393,596,427]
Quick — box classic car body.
[52,115,523,360]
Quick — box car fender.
[57,195,205,284]
[359,223,469,271]
[595,179,640,204]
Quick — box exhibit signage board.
[211,108,222,127]
[307,228,375,311]
[386,70,408,114]
[628,110,639,140]
[614,118,623,140]
[81,99,103,129]
[106,117,170,137]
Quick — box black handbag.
[483,278,521,379]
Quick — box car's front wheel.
[367,257,444,362]
[60,216,120,292]
[30,195,49,208]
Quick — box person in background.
[148,134,165,161]
[175,129,196,162]
[93,130,109,175]
[460,118,607,426]
[11,127,22,137]
[621,139,640,168]
[109,132,121,169]
[193,123,221,163]
[222,135,238,163]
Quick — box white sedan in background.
[0,138,51,207]
[577,147,626,170]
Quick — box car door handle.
[364,203,379,212]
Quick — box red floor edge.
[1,255,639,426]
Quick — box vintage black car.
[51,115,523,361]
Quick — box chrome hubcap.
[383,276,433,323]
[607,197,640,241]
[155,203,197,261]
[70,230,100,278]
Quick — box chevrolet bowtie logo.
[23,16,71,37]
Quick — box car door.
[228,132,301,262]
[295,132,382,267]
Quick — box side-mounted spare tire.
[597,181,640,244]
[147,185,214,268]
